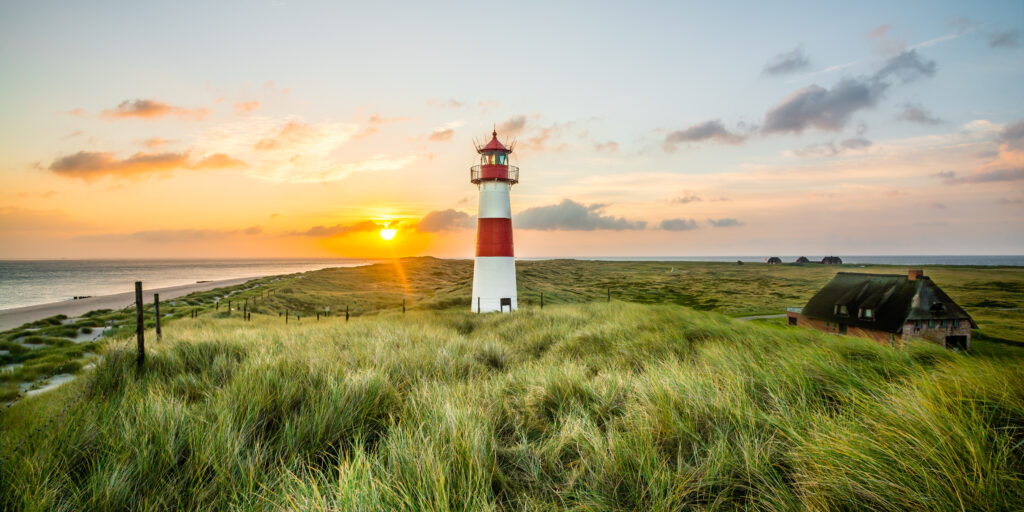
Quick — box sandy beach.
[0,276,258,331]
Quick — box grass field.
[1,258,1022,510]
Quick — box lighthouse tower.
[470,130,519,313]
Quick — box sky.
[1,0,1022,259]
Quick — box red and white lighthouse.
[470,130,519,313]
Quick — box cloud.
[101,99,209,121]
[708,218,743,228]
[234,101,261,114]
[253,120,319,150]
[426,98,464,109]
[48,150,245,180]
[793,136,873,157]
[196,116,416,182]
[930,170,955,179]
[763,50,935,134]
[897,102,942,125]
[497,116,528,137]
[429,128,454,142]
[140,137,175,149]
[594,141,619,153]
[664,120,745,150]
[671,193,702,204]
[763,46,811,76]
[928,202,946,209]
[659,218,699,231]
[289,220,382,237]
[416,209,475,232]
[78,226,262,243]
[989,29,1021,48]
[940,119,1024,184]
[516,199,646,231]
[866,24,906,56]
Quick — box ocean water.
[0,259,370,311]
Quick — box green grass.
[1,301,1022,511]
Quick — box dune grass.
[1,302,1022,511]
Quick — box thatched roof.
[801,272,976,333]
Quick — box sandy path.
[0,277,259,331]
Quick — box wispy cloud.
[897,102,942,125]
[100,99,209,121]
[416,209,475,232]
[48,151,245,180]
[764,50,936,134]
[708,218,743,228]
[288,220,382,237]
[234,101,261,114]
[659,218,698,231]
[516,199,646,231]
[763,46,811,76]
[664,120,746,151]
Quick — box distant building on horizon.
[821,256,843,264]
[787,269,975,350]
[796,256,810,264]
[767,257,782,264]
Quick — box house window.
[928,320,936,328]
[939,319,946,328]
[953,319,961,328]
[914,320,922,331]
[834,304,849,316]
[860,308,874,320]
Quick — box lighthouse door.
[500,298,512,312]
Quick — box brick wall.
[791,314,897,346]
[901,320,972,349]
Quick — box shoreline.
[0,276,260,331]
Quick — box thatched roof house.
[787,269,976,349]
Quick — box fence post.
[135,281,145,369]
[477,297,481,314]
[216,301,219,311]
[286,310,289,324]
[228,301,232,314]
[154,293,162,341]
[243,302,247,320]
[541,292,544,309]
[607,287,611,303]
[317,312,320,321]
[346,305,349,322]
[403,299,406,314]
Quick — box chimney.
[908,269,924,281]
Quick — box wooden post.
[216,301,219,311]
[346,305,349,322]
[243,302,247,320]
[607,287,611,303]
[317,312,320,321]
[228,301,232,314]
[541,292,544,309]
[286,310,289,324]
[403,299,406,314]
[477,297,481,314]
[154,293,162,341]
[135,281,145,369]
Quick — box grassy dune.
[2,301,1023,511]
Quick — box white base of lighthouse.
[471,257,517,313]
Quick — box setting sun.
[379,228,397,241]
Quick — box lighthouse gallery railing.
[470,165,519,184]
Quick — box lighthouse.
[470,130,519,313]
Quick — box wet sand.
[0,277,258,331]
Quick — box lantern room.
[471,130,519,184]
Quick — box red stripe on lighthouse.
[476,218,514,257]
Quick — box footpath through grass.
[2,302,1022,511]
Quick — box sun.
[379,228,397,241]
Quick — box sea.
[0,259,371,311]
[1,255,1021,312]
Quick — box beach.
[0,276,257,331]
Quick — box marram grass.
[1,302,1022,511]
